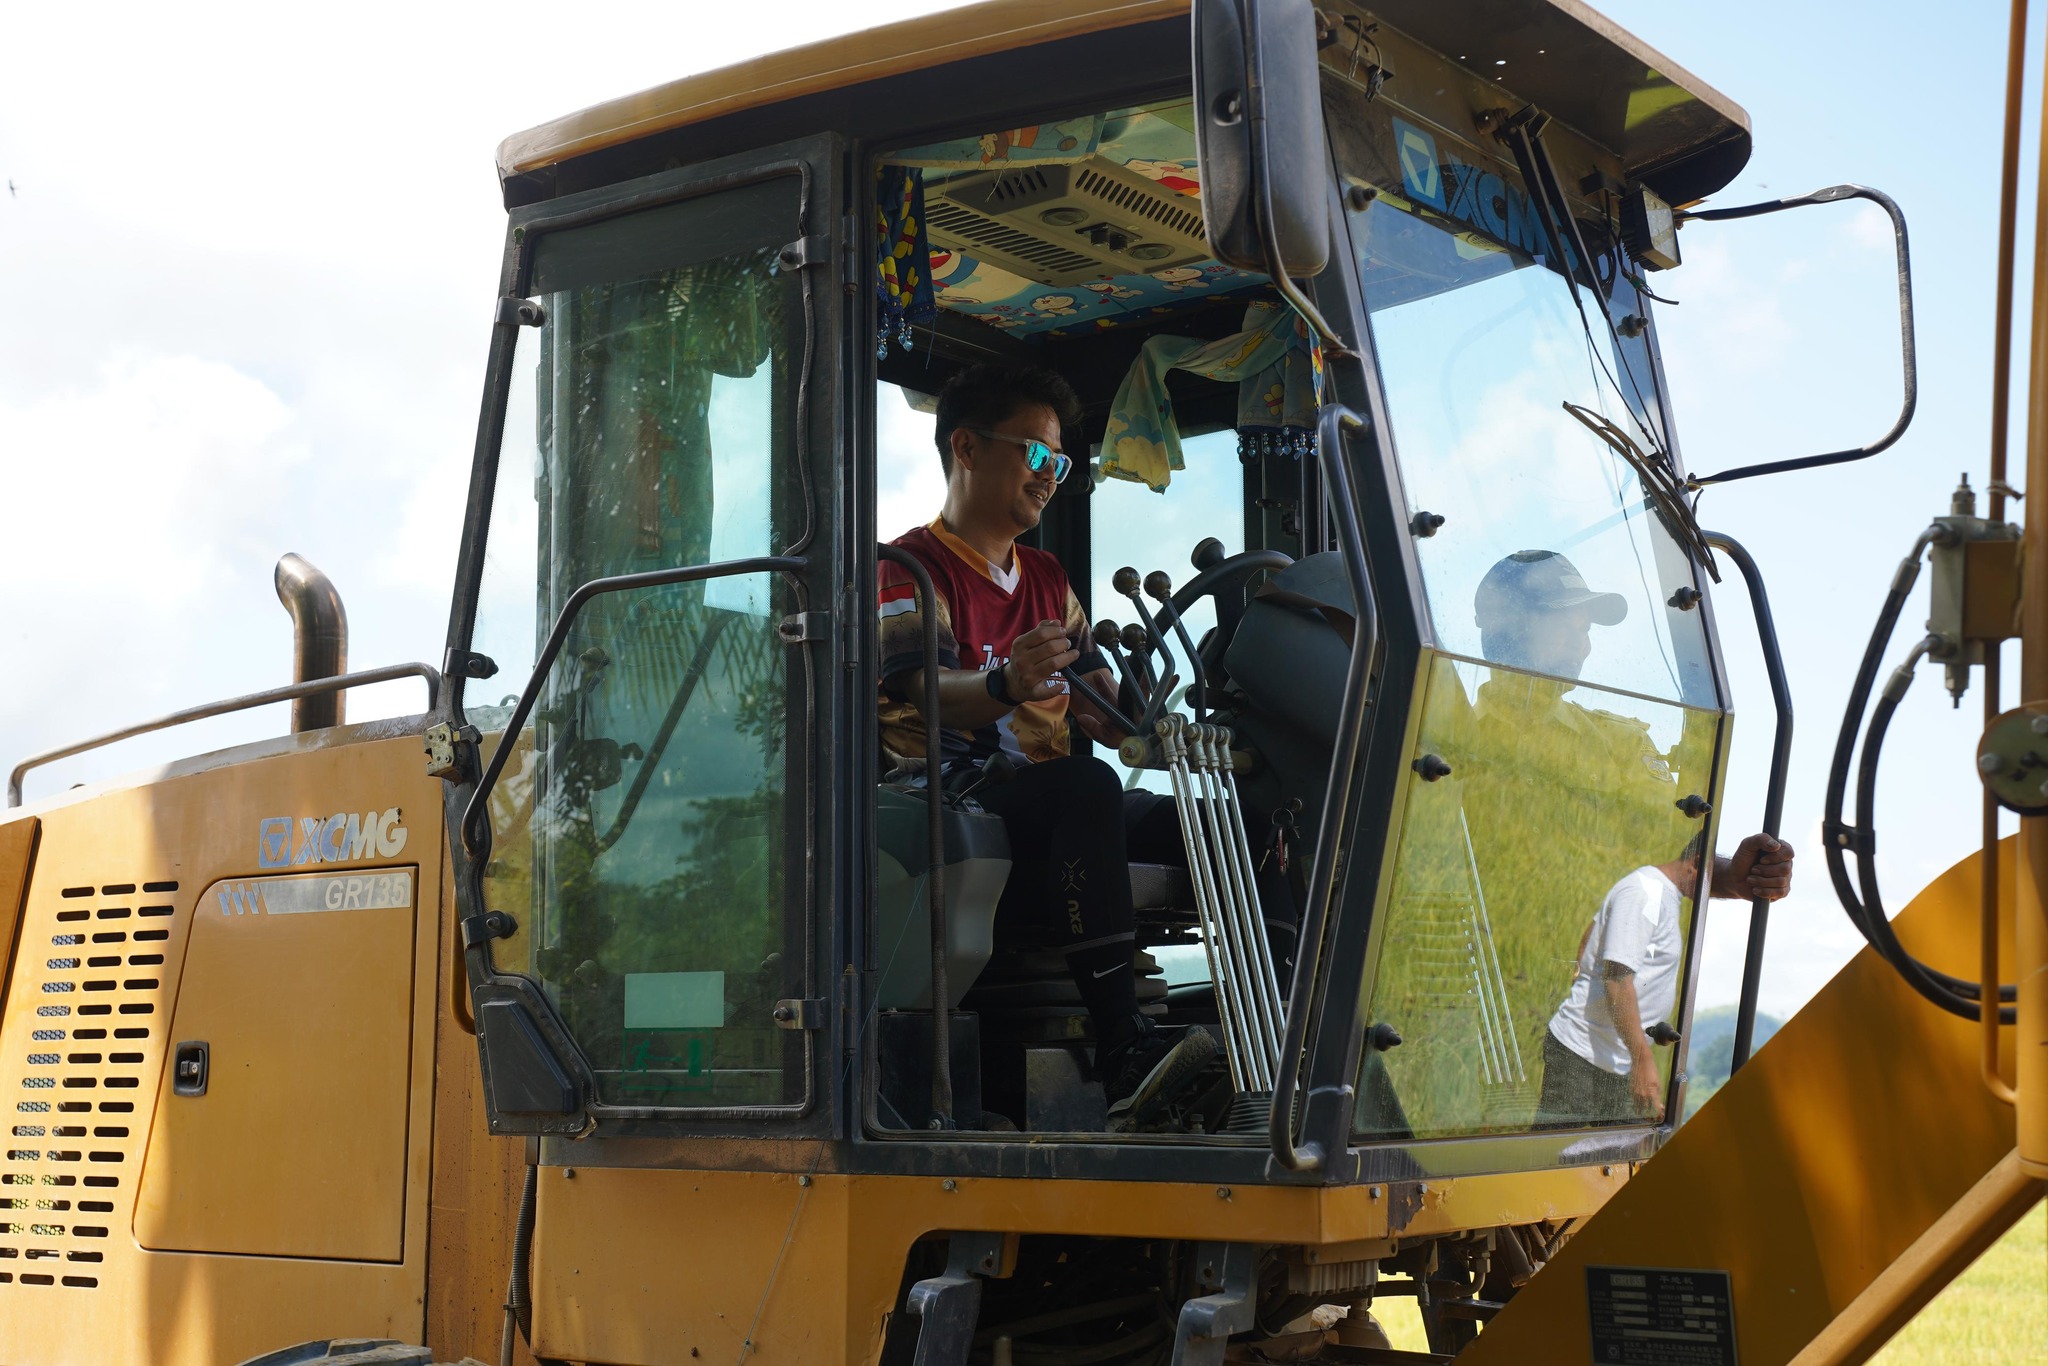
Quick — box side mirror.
[1192,0,1331,278]
[1679,185,1917,486]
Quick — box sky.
[1,0,2036,1024]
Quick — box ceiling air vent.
[925,155,1210,287]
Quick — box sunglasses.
[964,427,1073,484]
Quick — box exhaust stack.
[273,553,348,732]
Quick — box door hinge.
[773,997,826,1030]
[777,234,830,272]
[424,721,481,781]
[495,295,547,327]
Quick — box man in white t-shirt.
[1538,830,1706,1125]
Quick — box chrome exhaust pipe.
[274,554,348,732]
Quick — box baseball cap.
[1473,550,1629,630]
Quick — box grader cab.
[0,2,2034,1363]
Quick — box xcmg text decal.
[256,807,408,869]
[1391,115,1573,267]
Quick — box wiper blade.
[1562,401,1719,582]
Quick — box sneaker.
[1101,1022,1218,1131]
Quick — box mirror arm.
[1682,185,1919,486]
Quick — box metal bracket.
[777,234,830,272]
[772,997,825,1030]
[423,722,480,782]
[907,1231,1010,1366]
[495,295,547,328]
[461,911,519,949]
[1170,1242,1258,1366]
[779,610,831,644]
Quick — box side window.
[471,178,810,1111]
[878,383,945,544]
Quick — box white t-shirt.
[1547,866,1684,1076]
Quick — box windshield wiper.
[1562,402,1718,582]
[1497,108,1669,465]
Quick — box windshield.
[1329,85,1712,709]
[1328,76,1725,1142]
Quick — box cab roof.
[497,0,1750,204]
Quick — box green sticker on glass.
[624,971,726,1030]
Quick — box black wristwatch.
[986,665,1021,707]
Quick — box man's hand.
[1071,666,1129,747]
[1712,833,1795,902]
[1629,1054,1664,1117]
[1002,620,1081,705]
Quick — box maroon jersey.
[878,519,1104,766]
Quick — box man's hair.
[933,362,1082,475]
[1679,828,1709,869]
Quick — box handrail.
[1683,185,1918,487]
[1703,532,1793,1073]
[1270,404,1380,1172]
[7,662,443,808]
[458,555,807,862]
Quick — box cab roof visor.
[1365,0,1752,204]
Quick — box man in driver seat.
[877,362,1215,1128]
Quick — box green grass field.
[1871,1199,2045,1364]
[1365,1200,2044,1360]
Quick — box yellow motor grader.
[1,2,2041,1363]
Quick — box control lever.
[1113,566,1177,680]
[1646,1021,1681,1047]
[1145,570,1210,719]
[1115,622,1179,730]
[1093,620,1143,715]
[1058,661,1140,739]
[952,751,1015,805]
[1118,622,1157,693]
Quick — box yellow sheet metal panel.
[0,817,38,1007]
[133,867,417,1260]
[425,851,543,1366]
[1463,839,2025,1366]
[528,1159,1631,1364]
[0,731,441,1364]
[495,0,1190,176]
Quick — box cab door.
[443,136,846,1138]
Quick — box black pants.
[973,755,1299,1046]
[1535,1032,1635,1126]
[976,755,1147,956]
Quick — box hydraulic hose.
[501,1158,538,1366]
[1826,528,2017,1022]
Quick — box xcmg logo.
[1391,115,1573,268]
[256,807,408,869]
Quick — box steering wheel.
[1089,540,1293,727]
[1156,538,1295,668]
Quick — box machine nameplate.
[1585,1266,1736,1365]
[214,868,415,917]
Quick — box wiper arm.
[1497,108,1668,464]
[1562,401,1719,582]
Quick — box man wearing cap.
[1367,549,1790,1133]
[1468,548,1793,911]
